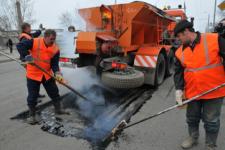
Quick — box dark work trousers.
[27,77,60,108]
[186,97,224,146]
[9,46,13,54]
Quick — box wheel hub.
[113,68,135,75]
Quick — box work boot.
[181,136,198,149]
[205,145,216,150]
[53,101,70,115]
[205,132,218,150]
[27,107,39,125]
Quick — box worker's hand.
[20,62,27,68]
[24,55,34,64]
[175,90,184,105]
[54,72,64,82]
[20,59,27,68]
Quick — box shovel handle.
[32,63,89,101]
[123,82,225,129]
[0,51,89,101]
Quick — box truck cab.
[56,30,78,68]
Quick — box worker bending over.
[174,20,225,150]
[17,29,68,125]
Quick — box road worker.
[174,20,225,150]
[18,22,45,98]
[16,29,68,125]
[19,22,42,43]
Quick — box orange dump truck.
[75,1,187,88]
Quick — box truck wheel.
[166,50,175,76]
[155,53,166,85]
[101,70,144,89]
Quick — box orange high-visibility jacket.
[175,33,225,100]
[26,38,59,81]
[19,33,32,41]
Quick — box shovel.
[0,51,104,105]
[110,82,225,138]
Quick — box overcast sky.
[33,0,223,32]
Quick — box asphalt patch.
[11,84,153,150]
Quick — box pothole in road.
[11,84,153,150]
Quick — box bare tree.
[59,8,86,30]
[0,0,35,31]
[0,0,17,30]
[20,0,36,24]
[59,11,73,28]
[0,16,12,31]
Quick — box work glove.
[20,60,27,68]
[54,72,64,82]
[24,55,34,64]
[20,55,34,67]
[175,90,184,105]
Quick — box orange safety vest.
[175,33,225,100]
[19,33,32,41]
[26,38,59,82]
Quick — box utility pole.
[16,0,23,31]
[213,0,217,28]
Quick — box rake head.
[110,120,127,140]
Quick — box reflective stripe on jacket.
[19,33,32,41]
[26,38,59,81]
[175,33,225,100]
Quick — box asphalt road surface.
[0,61,224,150]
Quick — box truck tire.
[155,53,166,85]
[101,70,144,89]
[166,50,175,76]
